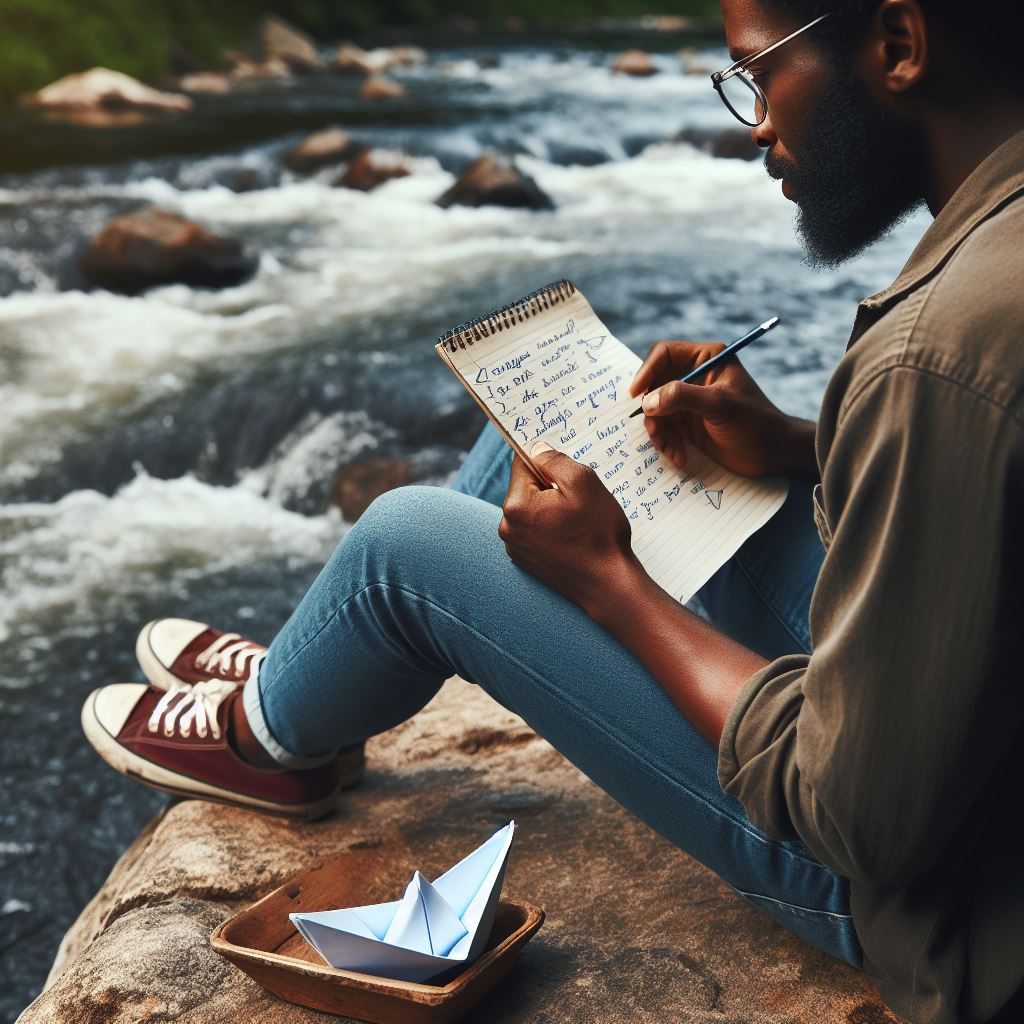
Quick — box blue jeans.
[244,423,861,969]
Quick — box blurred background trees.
[0,0,720,98]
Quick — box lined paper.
[438,288,788,603]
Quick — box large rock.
[259,15,323,73]
[177,72,231,95]
[612,49,658,77]
[673,126,761,161]
[81,208,257,294]
[334,43,427,76]
[23,67,193,114]
[437,154,555,211]
[328,457,413,521]
[359,74,406,101]
[283,127,364,174]
[25,679,901,1023]
[336,150,411,192]
[230,56,291,82]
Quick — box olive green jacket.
[719,129,1024,1024]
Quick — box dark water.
[0,29,926,1021]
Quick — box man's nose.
[752,113,777,149]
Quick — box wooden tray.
[210,846,545,1023]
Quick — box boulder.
[390,46,428,66]
[25,679,900,1024]
[359,74,406,101]
[229,56,291,82]
[258,15,323,73]
[80,208,257,294]
[335,150,412,192]
[334,43,395,76]
[437,154,555,211]
[673,126,761,161]
[328,457,412,521]
[283,127,364,174]
[177,72,231,95]
[335,43,426,75]
[612,49,658,77]
[23,67,193,114]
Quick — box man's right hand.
[629,340,818,480]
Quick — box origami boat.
[290,821,516,983]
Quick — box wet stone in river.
[436,154,554,211]
[80,207,257,294]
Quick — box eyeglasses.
[711,13,831,128]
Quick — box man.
[81,0,1024,1021]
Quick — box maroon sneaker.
[136,618,267,691]
[81,680,364,820]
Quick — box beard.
[765,67,927,268]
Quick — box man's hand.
[630,340,818,481]
[499,443,645,617]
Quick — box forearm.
[584,558,768,748]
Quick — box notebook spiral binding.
[437,279,577,352]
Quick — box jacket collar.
[860,127,1024,314]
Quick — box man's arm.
[499,449,770,748]
[718,366,1024,884]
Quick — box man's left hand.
[499,442,643,616]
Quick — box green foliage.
[0,0,721,99]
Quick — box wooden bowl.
[210,846,544,1023]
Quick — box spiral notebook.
[436,280,789,603]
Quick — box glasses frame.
[711,13,831,128]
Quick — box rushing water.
[0,30,928,1019]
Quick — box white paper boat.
[290,821,516,983]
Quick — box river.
[0,27,927,1019]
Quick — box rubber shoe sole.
[81,687,364,821]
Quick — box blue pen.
[628,315,781,418]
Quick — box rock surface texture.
[81,208,257,294]
[24,68,193,113]
[612,49,658,76]
[336,151,412,192]
[437,155,555,210]
[259,16,323,73]
[284,128,365,174]
[26,679,903,1024]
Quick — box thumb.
[641,379,718,418]
[530,441,591,491]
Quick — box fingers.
[529,441,592,492]
[641,379,719,419]
[629,340,712,397]
[644,415,689,470]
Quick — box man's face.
[720,0,926,267]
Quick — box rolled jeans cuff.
[241,670,336,770]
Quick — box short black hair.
[760,0,1024,95]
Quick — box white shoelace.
[147,678,238,740]
[194,632,266,677]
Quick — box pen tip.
[762,316,781,330]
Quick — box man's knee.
[342,485,498,582]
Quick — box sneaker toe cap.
[139,618,209,668]
[89,683,150,737]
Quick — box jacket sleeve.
[717,364,1024,886]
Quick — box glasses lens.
[718,71,764,127]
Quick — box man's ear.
[868,0,929,95]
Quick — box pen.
[628,315,781,418]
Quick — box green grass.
[0,0,721,98]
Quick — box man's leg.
[248,482,858,967]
